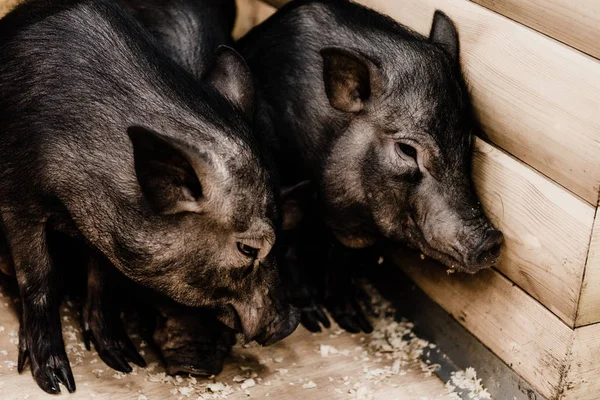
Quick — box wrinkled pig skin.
[89,0,299,377]
[238,0,503,331]
[0,0,297,393]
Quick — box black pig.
[0,0,297,393]
[118,0,237,78]
[238,0,503,330]
[111,0,258,377]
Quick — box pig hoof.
[327,305,372,334]
[18,332,76,394]
[290,282,331,332]
[84,329,146,372]
[83,314,146,372]
[324,287,374,334]
[299,304,331,333]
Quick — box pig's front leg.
[281,255,331,333]
[2,215,75,394]
[321,243,375,334]
[83,253,146,372]
[290,232,374,334]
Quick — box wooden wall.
[471,0,600,60]
[234,0,275,39]
[0,0,20,18]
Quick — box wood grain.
[391,251,574,400]
[355,0,600,205]
[0,0,19,18]
[471,0,600,60]
[472,139,595,327]
[576,214,600,327]
[563,323,600,400]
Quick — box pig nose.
[257,306,300,346]
[470,230,504,269]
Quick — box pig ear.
[281,180,314,231]
[128,126,210,215]
[429,10,459,62]
[203,45,254,119]
[321,47,382,113]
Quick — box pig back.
[117,0,237,78]
[238,0,424,183]
[0,0,253,251]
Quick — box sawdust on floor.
[0,280,491,400]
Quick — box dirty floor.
[0,281,464,400]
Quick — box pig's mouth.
[252,306,300,346]
[416,239,472,273]
[217,304,300,346]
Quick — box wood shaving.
[446,367,492,399]
[240,378,255,390]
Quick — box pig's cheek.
[368,191,402,239]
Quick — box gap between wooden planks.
[576,212,600,327]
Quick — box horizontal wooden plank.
[234,0,276,40]
[472,139,595,326]
[391,250,574,400]
[471,0,600,60]
[355,0,600,204]
[0,0,19,18]
[564,323,600,400]
[576,213,600,327]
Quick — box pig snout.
[253,306,300,346]
[217,299,300,346]
[413,195,505,274]
[465,229,504,271]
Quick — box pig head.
[319,11,503,273]
[118,48,298,343]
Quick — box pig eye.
[396,143,418,160]
[237,242,259,260]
